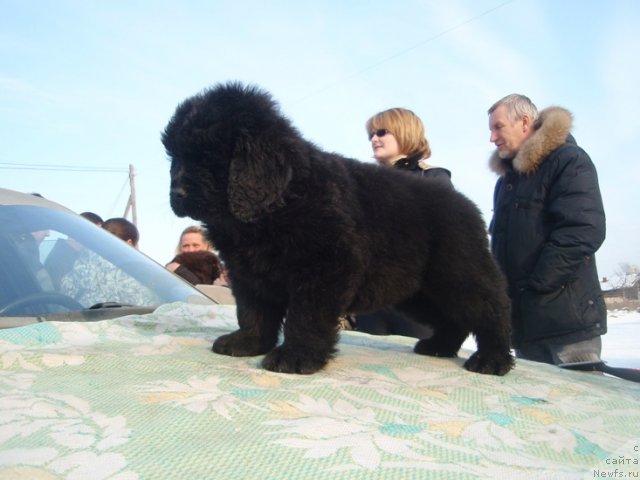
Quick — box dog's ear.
[228,133,293,223]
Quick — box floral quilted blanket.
[1,303,639,479]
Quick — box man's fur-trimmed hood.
[489,107,573,176]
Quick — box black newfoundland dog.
[163,82,514,376]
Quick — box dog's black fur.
[162,82,514,376]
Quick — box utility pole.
[123,164,138,225]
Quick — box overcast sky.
[1,0,638,279]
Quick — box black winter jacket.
[488,107,606,347]
[393,153,452,186]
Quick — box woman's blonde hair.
[365,108,431,159]
[175,225,212,254]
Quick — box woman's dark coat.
[489,107,607,348]
[394,153,452,185]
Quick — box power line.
[107,176,131,218]
[292,0,516,104]
[0,162,128,173]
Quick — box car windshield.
[0,203,214,322]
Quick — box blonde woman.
[366,107,451,185]
[173,225,212,254]
[166,225,227,285]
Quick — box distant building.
[601,273,640,302]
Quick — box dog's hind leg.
[462,300,514,376]
[393,298,468,356]
[407,263,514,376]
[454,277,514,376]
[462,259,515,376]
[212,294,284,357]
[413,321,469,358]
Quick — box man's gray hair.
[488,94,538,123]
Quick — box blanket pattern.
[1,303,639,479]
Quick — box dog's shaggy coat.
[163,82,514,376]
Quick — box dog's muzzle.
[170,186,188,217]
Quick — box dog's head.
[162,82,306,223]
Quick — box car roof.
[0,187,74,213]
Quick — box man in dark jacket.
[487,94,607,366]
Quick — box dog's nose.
[170,186,187,199]
[170,187,188,217]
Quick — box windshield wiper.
[88,302,137,309]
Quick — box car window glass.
[0,204,210,317]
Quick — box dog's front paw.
[262,345,333,374]
[212,330,274,357]
[463,350,514,376]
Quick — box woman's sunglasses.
[368,129,391,141]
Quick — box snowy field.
[602,309,640,369]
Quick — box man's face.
[489,104,530,159]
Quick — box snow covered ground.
[602,309,640,369]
